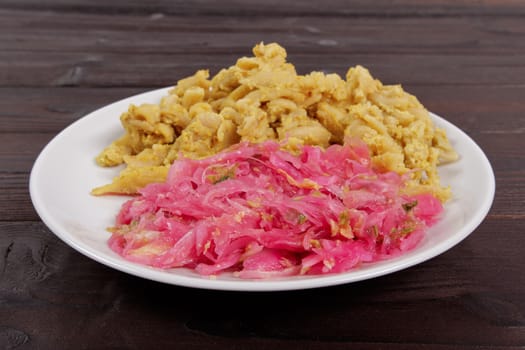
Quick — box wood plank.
[0,133,55,173]
[0,173,37,221]
[2,9,525,55]
[2,51,525,88]
[1,0,525,17]
[0,87,144,133]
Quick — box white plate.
[30,87,495,291]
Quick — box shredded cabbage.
[108,140,442,278]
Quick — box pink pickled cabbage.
[108,141,443,278]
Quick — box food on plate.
[93,42,457,201]
[108,140,443,278]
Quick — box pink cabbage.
[108,140,443,278]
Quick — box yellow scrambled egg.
[93,42,458,201]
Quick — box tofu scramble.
[93,42,458,201]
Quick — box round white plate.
[30,87,495,291]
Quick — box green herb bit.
[209,165,237,184]
[339,210,350,227]
[390,222,417,237]
[400,226,415,235]
[213,174,232,184]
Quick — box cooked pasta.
[93,42,457,201]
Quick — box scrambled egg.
[93,42,458,201]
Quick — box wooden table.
[2,1,524,348]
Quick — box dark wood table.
[2,1,524,348]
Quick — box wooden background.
[1,1,524,348]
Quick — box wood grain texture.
[2,7,525,89]
[0,1,524,349]
[2,0,525,17]
[4,51,525,89]
[2,9,525,54]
